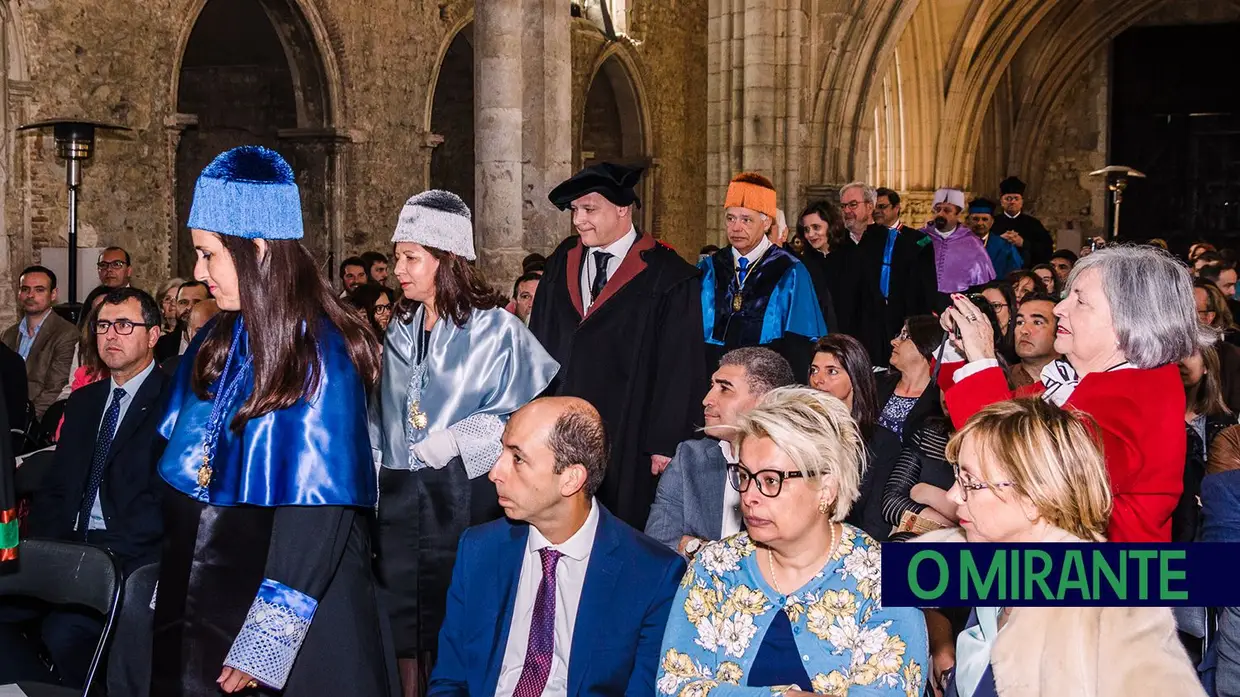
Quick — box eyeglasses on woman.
[727,463,805,498]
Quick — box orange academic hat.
[724,172,777,220]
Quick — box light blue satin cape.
[157,317,377,507]
[375,305,559,475]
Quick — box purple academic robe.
[920,223,995,293]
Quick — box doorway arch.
[172,0,337,274]
[580,49,653,231]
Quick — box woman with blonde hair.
[657,386,928,697]
[919,398,1203,697]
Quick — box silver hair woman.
[655,387,929,697]
[940,244,1214,542]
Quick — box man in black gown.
[853,187,938,366]
[991,176,1053,268]
[529,163,705,530]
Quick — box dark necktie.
[513,547,563,697]
[78,387,126,536]
[590,251,613,303]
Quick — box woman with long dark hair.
[809,334,902,541]
[152,146,392,696]
[372,190,559,697]
[349,283,396,336]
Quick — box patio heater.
[17,119,130,320]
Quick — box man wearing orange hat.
[700,173,828,380]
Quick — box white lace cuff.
[223,578,318,689]
[449,413,505,479]
[149,581,158,611]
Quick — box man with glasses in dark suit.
[1,287,170,689]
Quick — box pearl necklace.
[768,522,838,596]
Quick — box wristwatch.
[683,538,704,559]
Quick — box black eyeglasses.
[95,320,153,335]
[97,260,128,271]
[374,305,393,315]
[727,463,805,498]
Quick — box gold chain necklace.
[768,522,838,596]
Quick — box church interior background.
[0,0,1237,324]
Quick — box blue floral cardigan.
[656,526,928,697]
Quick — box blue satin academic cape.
[157,318,377,508]
[699,249,827,346]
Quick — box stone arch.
[579,43,654,231]
[1008,0,1171,181]
[805,0,920,186]
[170,0,343,276]
[426,17,475,213]
[932,0,1063,187]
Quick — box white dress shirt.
[580,226,638,311]
[731,235,772,271]
[494,499,602,697]
[88,359,157,530]
[718,440,742,537]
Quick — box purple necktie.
[513,547,563,697]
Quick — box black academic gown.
[991,212,1053,268]
[152,496,393,697]
[800,246,848,340]
[529,232,705,530]
[854,223,939,366]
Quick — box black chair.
[105,562,157,697]
[0,540,123,697]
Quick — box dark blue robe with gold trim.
[700,245,828,380]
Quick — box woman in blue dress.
[657,386,928,697]
[152,146,393,696]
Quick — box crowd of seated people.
[3,219,1239,697]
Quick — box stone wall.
[3,0,709,305]
[1026,47,1109,249]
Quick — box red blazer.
[945,363,1186,542]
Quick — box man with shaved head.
[428,397,685,697]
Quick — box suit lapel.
[586,233,654,317]
[105,370,165,463]
[25,314,57,363]
[700,445,728,539]
[483,522,530,697]
[567,507,624,697]
[566,241,586,319]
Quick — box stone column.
[706,0,806,245]
[474,0,525,287]
[521,0,572,260]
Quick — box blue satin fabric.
[157,318,377,507]
[699,248,827,346]
[760,260,828,343]
[376,305,559,471]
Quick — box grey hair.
[720,347,796,395]
[839,181,877,205]
[1066,244,1217,368]
[733,386,865,521]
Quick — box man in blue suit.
[428,396,685,697]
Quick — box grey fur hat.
[391,189,476,261]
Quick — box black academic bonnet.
[548,162,645,210]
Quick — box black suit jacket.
[855,223,939,365]
[154,327,183,364]
[0,341,27,432]
[875,370,942,446]
[27,365,170,574]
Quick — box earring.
[818,500,830,515]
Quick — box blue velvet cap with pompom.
[187,146,304,240]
